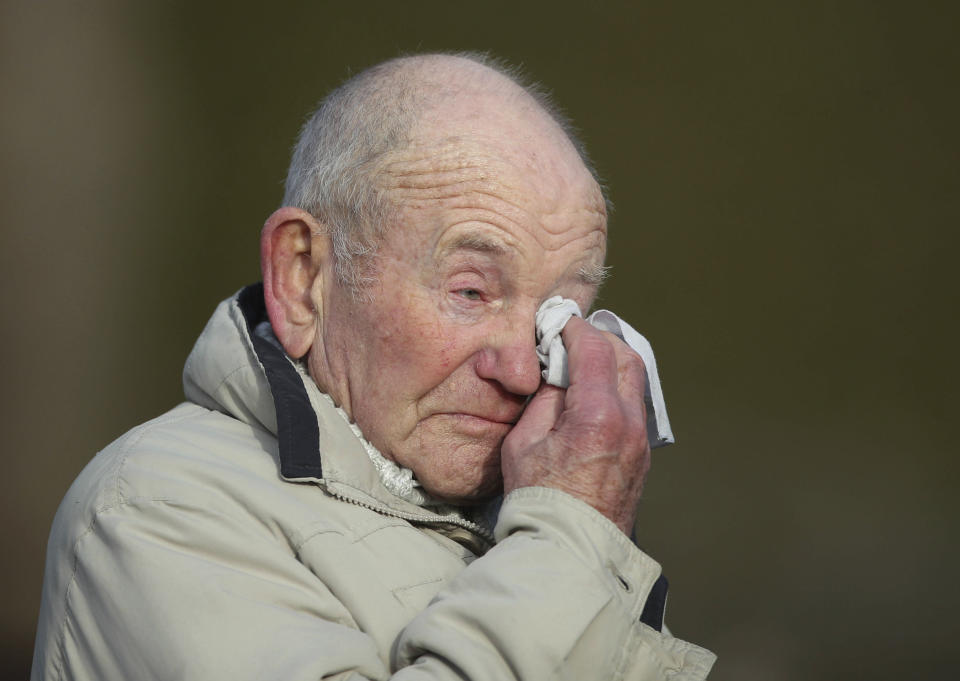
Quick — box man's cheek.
[367,319,454,398]
[399,314,459,368]
[435,333,464,371]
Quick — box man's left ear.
[260,207,331,359]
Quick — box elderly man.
[32,54,715,680]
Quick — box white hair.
[281,52,607,293]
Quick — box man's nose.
[474,318,543,397]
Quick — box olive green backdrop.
[2,1,957,679]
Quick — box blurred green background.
[2,1,957,679]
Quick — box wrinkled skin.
[263,60,651,534]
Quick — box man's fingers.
[503,384,564,454]
[608,335,646,399]
[561,317,648,432]
[519,384,565,436]
[560,316,618,389]
[562,318,647,396]
[599,332,648,430]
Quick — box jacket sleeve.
[33,493,392,681]
[35,486,713,681]
[393,487,715,680]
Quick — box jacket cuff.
[496,486,664,629]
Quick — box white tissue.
[535,297,581,386]
[534,296,675,449]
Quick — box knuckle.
[629,427,650,458]
[598,330,622,346]
[572,396,626,449]
[618,411,649,454]
[621,350,646,377]
[589,395,624,429]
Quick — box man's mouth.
[432,411,520,430]
[446,408,523,424]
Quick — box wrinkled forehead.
[377,135,606,228]
[372,132,608,299]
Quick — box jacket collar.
[237,284,325,479]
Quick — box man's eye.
[457,288,483,301]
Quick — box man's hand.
[501,316,651,535]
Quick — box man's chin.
[406,443,505,505]
[387,417,512,504]
[421,474,504,506]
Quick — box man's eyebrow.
[577,262,612,286]
[439,233,511,257]
[438,233,609,285]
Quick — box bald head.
[282,53,604,290]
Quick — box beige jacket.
[31,285,716,680]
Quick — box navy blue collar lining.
[639,573,668,632]
[237,283,323,479]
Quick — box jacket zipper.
[327,487,496,550]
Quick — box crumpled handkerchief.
[535,296,675,449]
